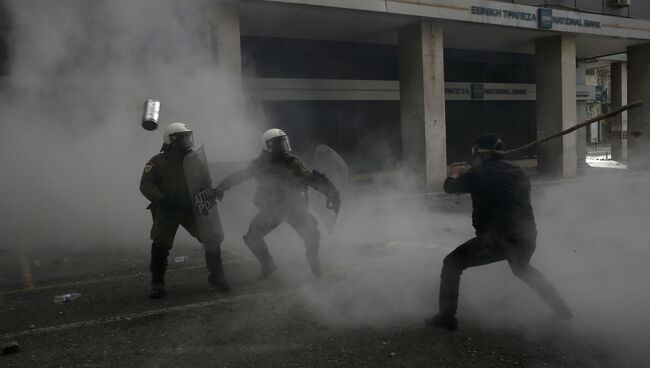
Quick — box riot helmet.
[163,122,194,154]
[261,128,291,155]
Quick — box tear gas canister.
[142,99,160,131]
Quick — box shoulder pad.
[148,153,165,164]
[152,152,167,160]
[144,152,167,171]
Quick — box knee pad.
[242,233,251,245]
[243,233,262,249]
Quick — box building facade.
[234,0,650,190]
[2,0,650,190]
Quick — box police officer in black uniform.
[213,128,340,279]
[140,122,229,299]
[428,134,572,331]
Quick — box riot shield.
[183,145,224,250]
[308,145,348,234]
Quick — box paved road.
[2,175,648,367]
[0,243,604,368]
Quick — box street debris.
[1,341,20,356]
[53,293,82,303]
[174,256,189,263]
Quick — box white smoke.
[0,0,260,250]
[0,1,648,366]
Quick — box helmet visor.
[266,136,291,154]
[171,131,194,152]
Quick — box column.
[576,62,587,171]
[399,21,447,191]
[610,62,627,161]
[627,44,650,170]
[202,0,258,160]
[535,35,578,177]
[204,0,242,80]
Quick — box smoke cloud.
[0,0,259,250]
[0,1,647,366]
[284,171,650,366]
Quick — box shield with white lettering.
[308,145,348,234]
[183,145,223,250]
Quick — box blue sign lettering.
[538,8,552,29]
[445,88,470,95]
[471,6,601,30]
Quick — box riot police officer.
[428,133,572,331]
[213,129,340,279]
[140,122,229,299]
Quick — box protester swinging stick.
[448,101,643,176]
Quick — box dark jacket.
[443,155,537,238]
[140,150,192,209]
[220,151,330,209]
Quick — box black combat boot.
[259,259,278,280]
[306,247,321,278]
[426,313,458,331]
[150,284,165,299]
[149,247,168,299]
[205,250,231,292]
[243,235,278,279]
[432,276,460,330]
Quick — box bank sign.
[444,82,595,101]
[380,0,650,40]
[470,6,602,30]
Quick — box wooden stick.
[504,100,643,154]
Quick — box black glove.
[327,190,341,214]
[212,185,225,201]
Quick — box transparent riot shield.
[183,146,224,250]
[308,145,348,234]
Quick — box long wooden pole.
[504,100,643,154]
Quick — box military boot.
[205,250,231,292]
[425,313,458,331]
[259,259,278,280]
[149,247,168,299]
[150,284,165,299]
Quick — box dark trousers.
[243,205,320,265]
[439,231,569,316]
[150,206,201,251]
[149,205,222,284]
